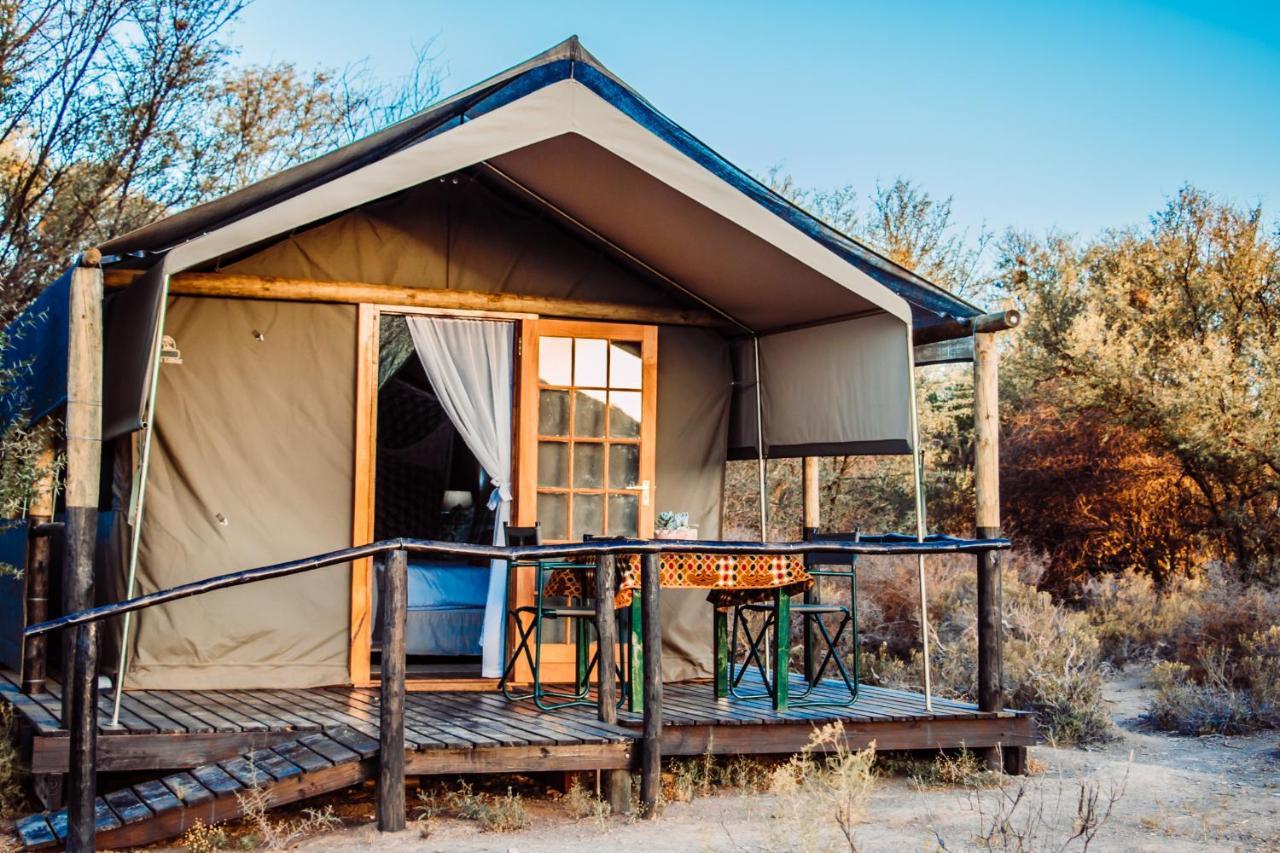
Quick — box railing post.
[377,549,407,832]
[594,553,630,814]
[639,551,662,818]
[67,620,99,852]
[22,433,56,696]
[974,331,1011,772]
[62,260,103,727]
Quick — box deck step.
[12,726,375,850]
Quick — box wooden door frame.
[349,303,533,689]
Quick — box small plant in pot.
[656,511,698,540]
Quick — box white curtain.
[407,316,513,677]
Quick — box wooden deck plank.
[219,755,273,788]
[140,690,244,733]
[332,689,457,749]
[325,725,380,759]
[15,814,56,849]
[102,788,152,825]
[124,691,217,734]
[94,798,123,832]
[296,733,360,765]
[160,771,214,806]
[132,779,184,815]
[170,691,270,733]
[245,748,305,781]
[272,740,333,773]
[221,690,319,732]
[190,763,242,798]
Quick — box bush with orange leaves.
[1001,400,1206,596]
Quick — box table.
[543,552,813,711]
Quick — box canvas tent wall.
[41,36,984,691]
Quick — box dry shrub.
[856,551,1113,745]
[416,781,529,833]
[0,706,27,818]
[233,785,341,849]
[561,777,610,822]
[664,752,775,803]
[767,723,876,852]
[1084,567,1280,670]
[1002,405,1205,595]
[1143,639,1280,735]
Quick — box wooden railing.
[23,534,1010,851]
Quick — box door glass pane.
[573,493,604,539]
[538,389,569,436]
[573,390,606,437]
[537,442,568,488]
[609,341,643,389]
[608,444,640,489]
[607,494,639,537]
[573,443,604,489]
[539,336,573,385]
[574,338,608,387]
[609,391,642,438]
[537,492,568,541]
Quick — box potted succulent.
[655,511,698,540]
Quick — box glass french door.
[513,319,657,681]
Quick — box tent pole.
[109,273,171,727]
[752,336,767,539]
[905,326,932,711]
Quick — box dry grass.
[764,722,877,852]
[415,780,530,833]
[1085,568,1280,734]
[561,777,610,822]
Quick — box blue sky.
[231,1,1280,242]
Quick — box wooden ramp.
[15,726,380,850]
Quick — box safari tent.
[0,37,1026,848]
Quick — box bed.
[374,558,490,657]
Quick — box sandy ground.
[282,670,1280,852]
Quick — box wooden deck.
[2,667,1034,777]
[3,665,1035,848]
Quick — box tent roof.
[100,36,982,334]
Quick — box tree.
[0,0,440,314]
[998,186,1280,583]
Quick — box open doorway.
[369,313,505,682]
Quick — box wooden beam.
[973,331,1008,772]
[802,457,820,530]
[914,309,1021,347]
[104,270,723,329]
[62,262,103,733]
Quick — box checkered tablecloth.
[541,552,812,609]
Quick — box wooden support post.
[23,440,56,695]
[67,620,99,853]
[802,458,820,683]
[639,552,662,818]
[973,332,1014,772]
[593,555,629,814]
[595,555,618,721]
[377,550,407,832]
[61,262,103,728]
